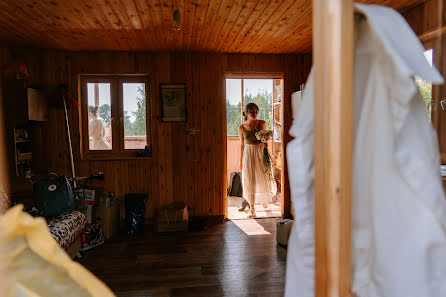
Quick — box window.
[80,75,150,159]
[415,49,433,118]
[226,78,274,136]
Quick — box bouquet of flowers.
[255,129,274,181]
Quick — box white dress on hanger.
[285,4,446,297]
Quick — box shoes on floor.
[238,200,250,212]
[248,209,256,218]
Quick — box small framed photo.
[159,83,187,122]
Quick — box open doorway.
[415,48,433,118]
[226,77,284,219]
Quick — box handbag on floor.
[228,172,243,197]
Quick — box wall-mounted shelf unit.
[14,127,32,178]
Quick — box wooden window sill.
[81,156,152,161]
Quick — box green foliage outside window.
[415,76,432,118]
[99,86,147,136]
[226,88,273,136]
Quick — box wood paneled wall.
[403,0,445,37]
[0,48,11,211]
[8,50,311,219]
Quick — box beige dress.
[242,124,277,205]
[89,117,110,150]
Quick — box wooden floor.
[227,196,282,220]
[78,218,287,297]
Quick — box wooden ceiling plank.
[236,0,296,53]
[190,0,210,49]
[276,28,312,53]
[277,21,313,53]
[203,0,234,50]
[87,0,128,50]
[0,0,428,52]
[197,0,222,51]
[0,0,58,33]
[94,0,125,30]
[220,0,269,52]
[93,0,133,50]
[126,0,144,29]
[120,0,147,50]
[250,0,311,53]
[147,0,168,50]
[57,0,104,31]
[262,9,312,54]
[210,0,246,51]
[0,4,39,36]
[273,0,422,54]
[59,0,120,50]
[229,0,287,52]
[0,2,67,48]
[251,0,311,53]
[183,0,199,51]
[133,0,161,50]
[18,0,77,31]
[270,0,422,54]
[160,0,176,50]
[0,10,40,45]
[111,0,142,50]
[103,0,138,50]
[174,0,185,50]
[217,0,259,52]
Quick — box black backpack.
[228,172,243,197]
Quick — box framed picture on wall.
[159,83,187,122]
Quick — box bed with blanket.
[47,210,86,258]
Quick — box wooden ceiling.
[0,0,423,53]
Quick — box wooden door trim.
[313,0,355,296]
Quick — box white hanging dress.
[285,4,446,297]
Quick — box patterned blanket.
[47,210,86,250]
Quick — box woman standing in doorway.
[239,103,276,217]
[88,105,111,150]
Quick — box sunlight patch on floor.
[228,204,281,220]
[232,219,271,235]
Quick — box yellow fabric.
[0,205,115,297]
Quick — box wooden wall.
[7,50,311,219]
[0,48,11,211]
[403,0,446,37]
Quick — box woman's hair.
[88,105,99,116]
[243,102,259,121]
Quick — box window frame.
[225,75,283,137]
[79,74,151,160]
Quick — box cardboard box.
[95,201,120,239]
[156,202,188,232]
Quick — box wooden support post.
[94,83,99,110]
[0,54,10,210]
[313,0,355,296]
